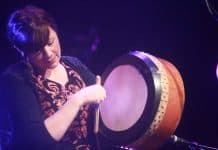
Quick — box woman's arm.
[0,73,62,149]
[44,75,106,141]
[0,60,105,149]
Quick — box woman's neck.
[43,63,69,86]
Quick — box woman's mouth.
[47,56,56,63]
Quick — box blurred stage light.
[216,64,218,80]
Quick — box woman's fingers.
[71,75,106,105]
[96,75,101,85]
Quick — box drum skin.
[99,51,185,150]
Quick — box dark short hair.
[7,5,58,55]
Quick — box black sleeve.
[0,73,73,150]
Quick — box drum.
[99,51,185,150]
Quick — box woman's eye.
[48,40,54,46]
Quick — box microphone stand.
[170,135,218,150]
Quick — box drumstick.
[94,75,101,134]
[94,106,100,134]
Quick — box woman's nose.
[43,46,52,58]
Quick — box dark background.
[0,0,218,149]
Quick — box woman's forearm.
[44,93,83,141]
[44,80,105,141]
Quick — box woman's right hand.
[73,75,106,106]
[44,75,105,141]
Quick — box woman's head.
[7,5,58,56]
[7,5,61,71]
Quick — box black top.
[0,56,97,150]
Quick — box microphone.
[170,135,218,150]
[170,135,190,144]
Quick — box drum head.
[99,51,162,145]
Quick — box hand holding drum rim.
[73,75,106,106]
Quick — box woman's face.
[27,27,61,72]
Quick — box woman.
[0,5,106,150]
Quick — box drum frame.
[99,51,162,145]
